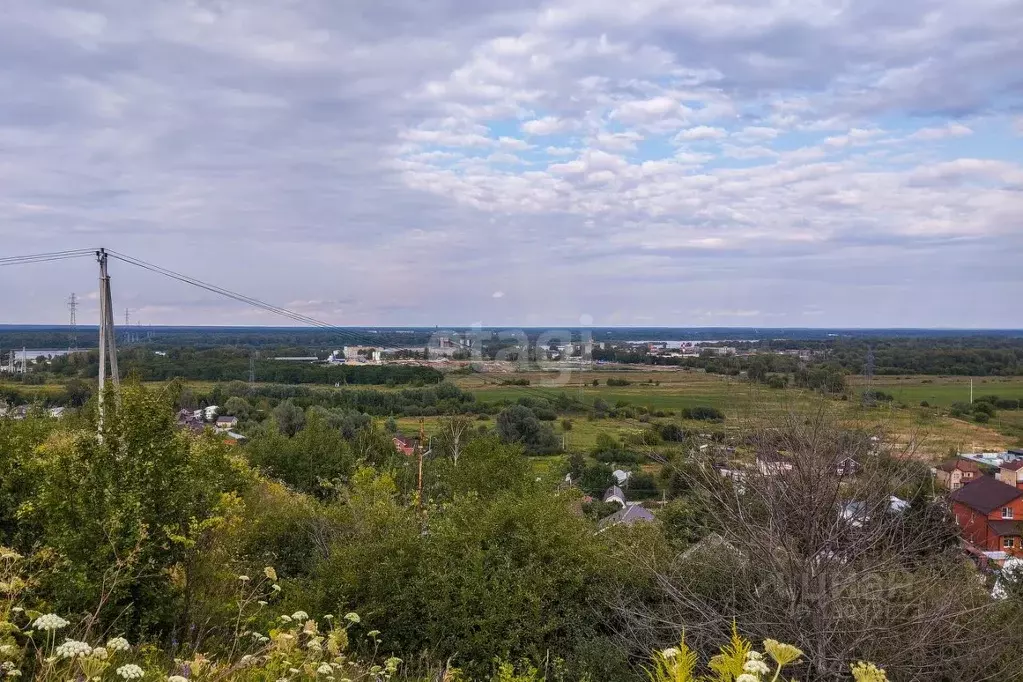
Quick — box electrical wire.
[0,249,97,266]
[105,250,382,346]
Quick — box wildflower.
[116,664,146,680]
[106,636,131,652]
[317,663,333,675]
[168,677,189,682]
[0,644,16,656]
[265,567,278,581]
[7,671,22,678]
[366,630,380,639]
[661,647,680,659]
[280,615,293,623]
[91,647,109,660]
[745,651,763,661]
[343,612,360,624]
[737,675,759,682]
[851,662,889,682]
[272,584,282,592]
[289,668,301,674]
[238,575,250,582]
[54,639,93,659]
[239,655,254,667]
[323,614,334,621]
[384,657,401,674]
[763,639,803,667]
[291,611,309,622]
[32,613,69,631]
[258,600,268,607]
[11,607,23,613]
[743,659,771,675]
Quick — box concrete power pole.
[96,248,120,434]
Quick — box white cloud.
[521,116,569,135]
[674,126,726,142]
[613,97,686,124]
[909,123,974,140]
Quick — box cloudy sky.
[1,0,1021,328]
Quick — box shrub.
[680,406,725,422]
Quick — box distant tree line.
[31,347,443,385]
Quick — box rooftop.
[951,476,1023,515]
[936,458,981,474]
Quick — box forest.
[3,384,1023,681]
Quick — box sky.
[1,0,1021,329]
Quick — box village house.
[215,415,238,432]
[997,460,1023,490]
[951,476,1023,558]
[597,505,655,531]
[935,458,981,490]
[602,485,626,507]
[392,435,417,457]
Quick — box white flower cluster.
[54,639,92,659]
[291,611,309,622]
[343,612,360,624]
[106,636,131,652]
[168,676,189,682]
[32,614,69,631]
[91,647,109,660]
[317,663,333,675]
[116,663,146,679]
[737,649,771,681]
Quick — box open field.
[454,369,1023,459]
[850,375,1023,407]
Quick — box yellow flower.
[763,640,803,667]
[851,662,889,682]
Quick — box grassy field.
[453,369,1023,459]
[850,375,1023,407]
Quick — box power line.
[104,250,382,346]
[0,249,97,267]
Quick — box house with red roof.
[392,435,418,457]
[935,458,981,490]
[951,476,1023,556]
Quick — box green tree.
[272,399,306,436]
[495,405,560,454]
[32,382,243,639]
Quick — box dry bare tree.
[437,415,474,467]
[610,404,1023,681]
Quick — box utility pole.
[96,248,120,434]
[417,418,426,508]
[67,293,78,352]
